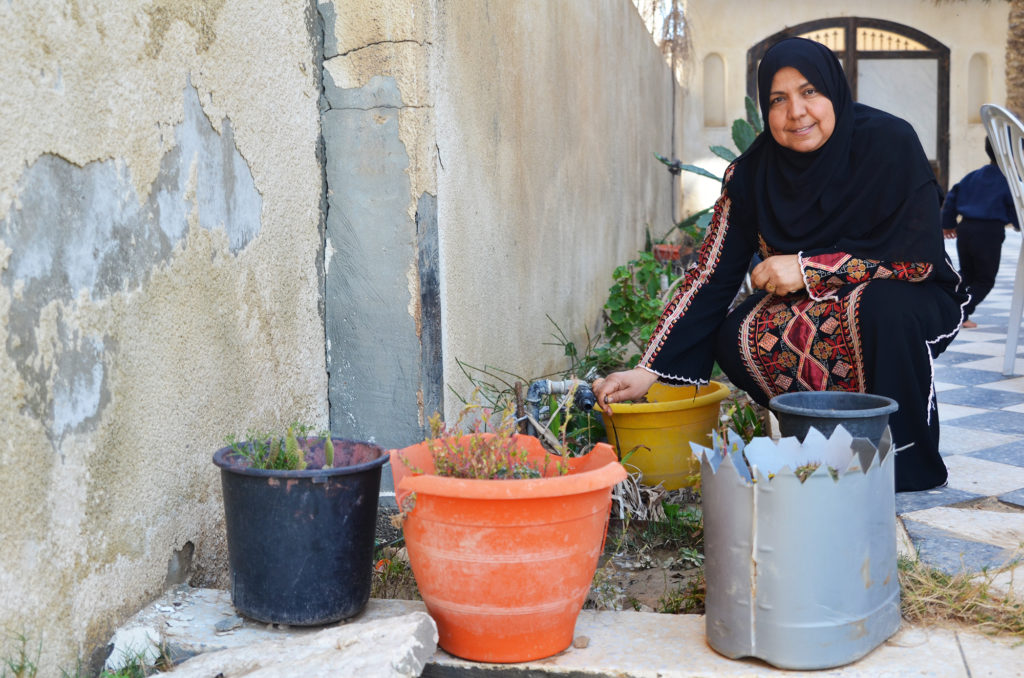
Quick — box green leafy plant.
[96,646,171,678]
[224,423,335,471]
[583,100,766,382]
[594,251,674,371]
[720,398,766,443]
[95,641,174,678]
[371,548,420,601]
[642,502,704,553]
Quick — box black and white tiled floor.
[898,231,1024,579]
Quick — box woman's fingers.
[752,255,802,295]
[592,376,620,416]
[750,262,768,289]
[593,375,630,416]
[592,369,657,416]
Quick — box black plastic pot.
[212,437,388,625]
[769,391,898,446]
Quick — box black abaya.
[638,38,965,491]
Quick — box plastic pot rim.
[605,380,730,416]
[391,440,627,500]
[212,437,388,479]
[769,392,899,420]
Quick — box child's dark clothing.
[940,164,1019,319]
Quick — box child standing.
[941,138,1020,328]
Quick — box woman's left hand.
[751,254,804,296]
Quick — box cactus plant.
[224,423,334,471]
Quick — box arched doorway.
[747,18,950,189]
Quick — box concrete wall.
[679,0,1011,215]
[320,0,442,449]
[0,0,677,669]
[322,0,678,447]
[434,1,678,409]
[0,1,326,673]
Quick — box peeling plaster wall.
[0,1,325,673]
[321,0,676,444]
[320,0,441,447]
[679,0,1011,215]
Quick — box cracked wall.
[320,0,676,447]
[0,1,326,674]
[320,0,440,448]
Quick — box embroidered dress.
[638,38,964,492]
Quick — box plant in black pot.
[212,423,389,625]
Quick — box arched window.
[967,52,990,124]
[703,53,726,127]
[747,18,950,189]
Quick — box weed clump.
[371,547,420,601]
[899,555,1024,637]
[657,574,706,614]
[2,633,38,678]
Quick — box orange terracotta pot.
[390,435,627,663]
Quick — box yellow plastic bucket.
[600,381,731,489]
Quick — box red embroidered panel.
[740,286,866,397]
[802,255,932,298]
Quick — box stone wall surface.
[322,0,677,444]
[434,0,677,411]
[0,1,326,673]
[1,0,679,670]
[680,0,1012,215]
[1008,0,1024,119]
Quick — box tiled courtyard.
[899,231,1024,574]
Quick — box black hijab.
[731,37,946,266]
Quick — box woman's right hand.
[592,368,659,417]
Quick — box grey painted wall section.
[322,73,433,448]
[318,0,676,445]
[1,83,261,449]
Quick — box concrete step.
[106,587,1022,677]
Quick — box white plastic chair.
[979,104,1024,375]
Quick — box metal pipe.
[524,379,596,436]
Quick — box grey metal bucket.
[769,391,898,446]
[692,427,900,670]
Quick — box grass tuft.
[899,554,1024,637]
[656,574,706,614]
[1,633,38,678]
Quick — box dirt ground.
[584,516,704,614]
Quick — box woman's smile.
[767,66,836,152]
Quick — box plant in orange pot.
[390,409,627,663]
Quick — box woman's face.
[766,66,836,153]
